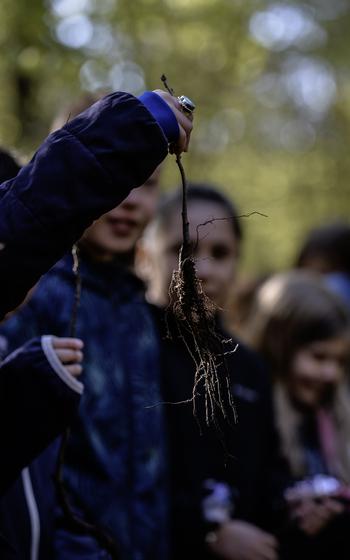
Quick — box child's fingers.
[65,364,83,377]
[52,337,84,350]
[55,348,83,364]
[323,498,344,515]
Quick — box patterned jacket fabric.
[0,253,168,560]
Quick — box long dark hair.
[296,222,350,274]
[153,182,243,243]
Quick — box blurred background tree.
[0,0,349,273]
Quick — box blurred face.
[82,169,160,260]
[300,255,334,274]
[146,199,239,307]
[288,337,349,409]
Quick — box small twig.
[161,75,191,262]
[161,74,175,96]
[145,398,195,409]
[177,154,192,261]
[195,211,268,248]
[161,74,237,430]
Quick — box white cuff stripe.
[22,468,40,560]
[41,335,84,395]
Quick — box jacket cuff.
[139,91,179,144]
[41,335,84,395]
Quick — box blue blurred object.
[325,273,350,309]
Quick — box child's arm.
[0,336,84,495]
[0,91,192,319]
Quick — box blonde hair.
[274,381,350,482]
[247,270,350,481]
[248,271,349,379]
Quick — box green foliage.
[0,0,349,272]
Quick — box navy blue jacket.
[0,440,61,559]
[0,337,82,559]
[0,337,82,496]
[0,91,178,495]
[0,91,177,320]
[0,253,168,560]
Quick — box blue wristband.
[139,91,179,144]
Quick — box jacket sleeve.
[0,336,83,495]
[0,92,176,319]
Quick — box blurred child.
[0,87,192,511]
[248,270,350,559]
[0,167,166,559]
[0,88,192,558]
[296,222,350,275]
[140,184,283,560]
[296,221,350,309]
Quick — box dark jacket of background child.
[156,312,285,559]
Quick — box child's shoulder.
[34,254,76,294]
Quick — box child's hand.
[291,496,344,536]
[207,520,278,560]
[51,337,84,377]
[152,90,193,153]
